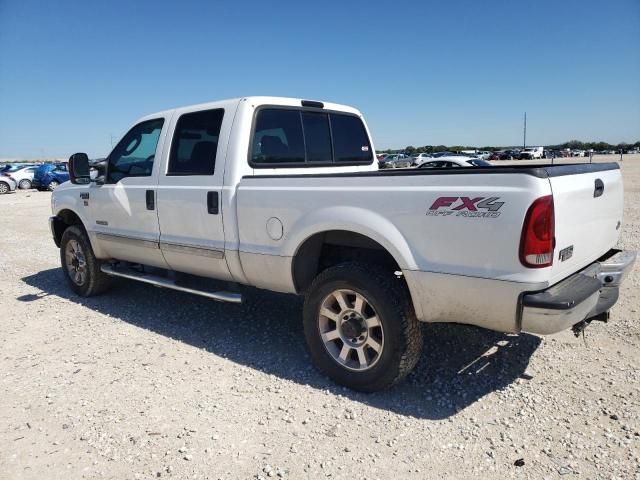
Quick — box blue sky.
[0,0,638,158]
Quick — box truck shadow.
[20,268,541,420]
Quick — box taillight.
[520,195,555,268]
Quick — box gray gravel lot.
[1,155,639,479]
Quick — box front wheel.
[0,181,9,194]
[19,179,32,189]
[303,263,423,392]
[48,180,60,191]
[60,225,112,296]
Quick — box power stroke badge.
[427,196,504,218]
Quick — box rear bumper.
[520,249,636,335]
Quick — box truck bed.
[247,162,619,180]
[237,161,622,332]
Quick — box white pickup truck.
[519,147,545,159]
[50,96,635,391]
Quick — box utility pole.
[523,112,527,150]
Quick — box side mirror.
[90,159,107,185]
[69,153,90,184]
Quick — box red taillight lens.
[520,195,555,268]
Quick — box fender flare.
[286,206,419,271]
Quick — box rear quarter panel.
[236,171,553,284]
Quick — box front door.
[156,107,232,280]
[90,117,169,268]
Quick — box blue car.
[32,163,69,191]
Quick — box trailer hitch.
[571,311,610,338]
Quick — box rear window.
[251,109,305,164]
[302,112,332,162]
[329,113,371,162]
[251,108,373,167]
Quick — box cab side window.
[168,109,224,175]
[107,119,164,183]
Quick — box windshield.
[468,159,492,167]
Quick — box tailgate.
[548,164,623,285]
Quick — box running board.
[100,265,242,303]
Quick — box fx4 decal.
[427,196,504,218]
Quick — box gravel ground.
[1,155,639,480]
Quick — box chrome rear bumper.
[520,249,636,335]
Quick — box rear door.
[156,107,234,280]
[548,165,623,284]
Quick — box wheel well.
[52,209,84,246]
[292,230,401,293]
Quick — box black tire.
[303,263,423,392]
[48,180,60,191]
[18,179,32,189]
[60,225,112,296]
[0,181,9,194]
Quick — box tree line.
[379,140,640,155]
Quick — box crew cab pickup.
[49,97,635,391]
[519,146,545,160]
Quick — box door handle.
[146,190,155,210]
[207,191,219,214]
[594,179,604,198]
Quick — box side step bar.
[100,265,242,304]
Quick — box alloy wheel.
[65,239,87,286]
[318,289,384,371]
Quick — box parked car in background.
[383,154,413,168]
[32,163,69,191]
[418,156,493,168]
[489,150,517,160]
[7,165,39,189]
[412,153,435,166]
[0,163,37,174]
[459,150,491,159]
[519,147,544,160]
[430,151,456,158]
[0,173,17,194]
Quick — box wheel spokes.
[356,347,368,368]
[320,307,339,322]
[365,316,380,328]
[321,329,340,342]
[338,344,351,363]
[353,294,365,314]
[366,338,382,353]
[333,291,349,312]
[318,288,385,372]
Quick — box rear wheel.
[0,182,8,194]
[18,179,32,189]
[60,225,111,296]
[48,180,60,191]
[303,263,423,392]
